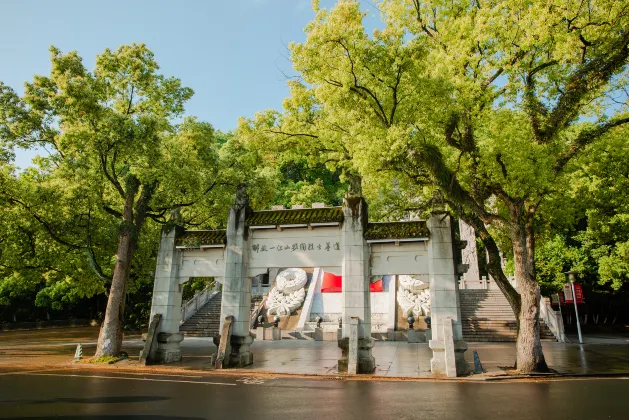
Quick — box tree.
[0,160,117,321]
[569,127,629,291]
[0,44,252,357]
[241,0,629,372]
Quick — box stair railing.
[180,285,218,324]
[250,294,268,329]
[540,297,566,342]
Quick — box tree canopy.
[0,44,275,354]
[241,0,629,372]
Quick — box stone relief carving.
[266,268,307,316]
[397,275,431,318]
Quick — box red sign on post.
[563,283,584,304]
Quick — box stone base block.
[338,337,375,374]
[323,331,338,341]
[314,327,323,341]
[407,330,425,343]
[256,327,266,341]
[153,332,184,364]
[212,333,255,368]
[429,339,469,376]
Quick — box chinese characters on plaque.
[251,241,340,254]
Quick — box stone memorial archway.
[148,186,468,376]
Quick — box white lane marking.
[237,377,265,384]
[16,372,236,386]
[79,371,203,379]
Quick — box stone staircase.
[179,292,222,337]
[179,292,265,337]
[460,290,556,342]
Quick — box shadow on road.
[2,417,202,420]
[0,396,169,405]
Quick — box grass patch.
[87,355,120,364]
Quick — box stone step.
[180,292,223,337]
[180,327,218,331]
[460,306,514,309]
[461,317,517,321]
[460,302,514,305]
[460,309,516,312]
[459,289,558,342]
[461,317,516,319]
[460,291,506,294]
[183,332,217,337]
[460,301,514,304]
[186,316,220,320]
[461,310,514,313]
[460,306,513,309]
[460,308,516,311]
[180,329,218,333]
[460,312,516,315]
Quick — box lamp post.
[564,271,583,344]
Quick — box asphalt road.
[0,368,628,419]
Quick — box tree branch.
[554,116,629,172]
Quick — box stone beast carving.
[266,268,307,316]
[397,275,431,318]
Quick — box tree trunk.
[511,217,549,373]
[94,226,136,357]
[94,181,154,358]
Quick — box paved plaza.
[1,327,629,378]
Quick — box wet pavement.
[0,367,628,419]
[2,327,629,377]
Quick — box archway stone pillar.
[218,186,254,367]
[427,212,469,376]
[338,194,375,373]
[149,225,185,363]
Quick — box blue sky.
[1,0,377,168]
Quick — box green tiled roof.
[245,207,344,226]
[364,221,430,241]
[176,230,227,248]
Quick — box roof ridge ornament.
[347,175,362,198]
[234,183,249,210]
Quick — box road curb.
[3,361,628,383]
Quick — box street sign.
[563,283,584,304]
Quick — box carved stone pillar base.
[154,332,184,363]
[337,337,375,374]
[212,334,254,367]
[429,339,469,376]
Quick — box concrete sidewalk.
[1,327,629,378]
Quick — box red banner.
[320,273,384,292]
[563,283,584,304]
[321,272,342,293]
